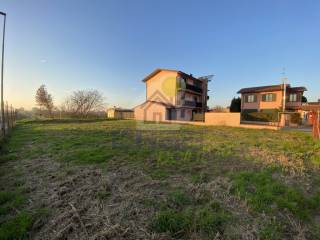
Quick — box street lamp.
[0,11,6,136]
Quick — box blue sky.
[1,0,320,109]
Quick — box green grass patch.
[153,202,231,238]
[153,187,231,239]
[232,170,318,220]
[0,191,26,216]
[259,221,284,240]
[168,190,191,208]
[0,211,33,240]
[191,173,209,184]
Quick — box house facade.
[134,69,209,121]
[237,84,307,112]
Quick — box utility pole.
[281,68,287,112]
[0,11,6,136]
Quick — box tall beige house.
[134,69,209,121]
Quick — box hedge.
[290,113,302,125]
[242,109,280,122]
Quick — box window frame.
[246,94,256,103]
[262,93,276,102]
[289,93,298,102]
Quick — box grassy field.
[0,119,320,239]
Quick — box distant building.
[107,107,134,119]
[134,69,209,121]
[237,84,307,112]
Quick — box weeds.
[1,119,320,239]
[153,188,232,239]
[231,169,319,220]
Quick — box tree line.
[33,85,105,119]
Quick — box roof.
[142,68,204,83]
[237,84,307,94]
[108,108,133,112]
[306,102,320,105]
[301,104,320,111]
[134,100,174,109]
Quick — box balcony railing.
[182,100,202,108]
[185,84,202,93]
[196,102,202,108]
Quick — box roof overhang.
[237,84,307,94]
[142,69,178,82]
[142,68,204,83]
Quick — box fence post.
[12,107,15,126]
[6,101,9,132]
[10,104,13,128]
[0,104,2,139]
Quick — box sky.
[1,0,320,109]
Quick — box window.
[289,93,298,102]
[262,93,276,102]
[181,109,185,118]
[245,94,256,103]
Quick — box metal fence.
[0,101,17,139]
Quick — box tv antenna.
[198,74,214,82]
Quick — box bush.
[242,109,279,122]
[290,113,302,125]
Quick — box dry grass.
[0,119,319,239]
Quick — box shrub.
[242,109,280,122]
[290,113,302,125]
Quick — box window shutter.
[272,93,277,101]
[262,94,266,102]
[245,95,248,103]
[297,93,301,102]
[254,95,257,102]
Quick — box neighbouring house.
[134,69,209,121]
[107,107,134,119]
[237,84,307,112]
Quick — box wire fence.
[0,101,17,139]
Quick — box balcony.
[185,84,202,93]
[182,100,202,108]
[196,102,203,108]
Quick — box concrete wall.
[204,112,241,127]
[163,112,280,130]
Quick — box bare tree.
[65,90,105,118]
[35,85,54,117]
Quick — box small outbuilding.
[107,107,134,119]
